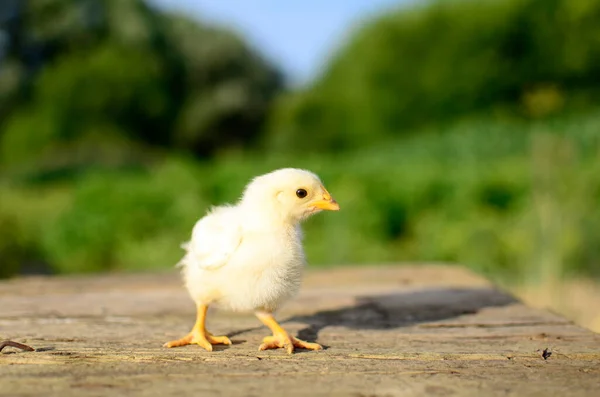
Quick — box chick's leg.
[255,311,322,354]
[163,304,231,351]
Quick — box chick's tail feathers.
[175,241,191,268]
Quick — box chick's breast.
[181,207,306,313]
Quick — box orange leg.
[255,311,322,354]
[164,304,231,351]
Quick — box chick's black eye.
[296,189,308,199]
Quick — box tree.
[266,0,600,153]
[0,0,284,177]
[163,14,283,156]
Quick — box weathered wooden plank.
[1,265,599,397]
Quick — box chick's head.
[241,168,340,224]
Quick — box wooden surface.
[1,265,599,397]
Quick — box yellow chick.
[164,168,340,354]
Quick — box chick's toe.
[290,337,323,352]
[205,332,232,346]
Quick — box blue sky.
[149,0,410,84]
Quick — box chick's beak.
[310,189,340,211]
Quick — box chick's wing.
[185,207,243,270]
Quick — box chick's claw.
[258,334,322,354]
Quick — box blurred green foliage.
[0,0,283,178]
[2,111,599,281]
[1,0,600,282]
[266,0,600,152]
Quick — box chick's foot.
[255,310,322,354]
[163,304,230,351]
[258,333,322,354]
[164,329,231,351]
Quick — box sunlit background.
[1,0,599,331]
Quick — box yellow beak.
[310,189,340,211]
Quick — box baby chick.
[164,168,340,354]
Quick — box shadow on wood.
[285,287,517,343]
